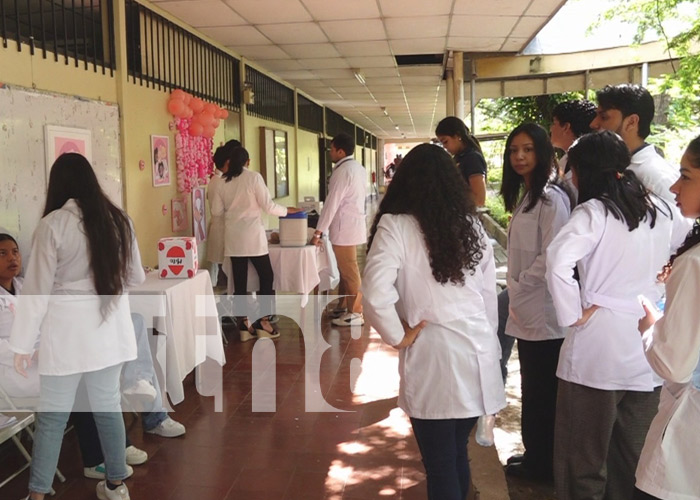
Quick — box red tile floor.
[1,309,433,500]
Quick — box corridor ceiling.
[151,0,567,138]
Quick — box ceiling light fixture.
[353,69,366,86]
[394,125,400,130]
[381,106,388,116]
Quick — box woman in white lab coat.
[545,131,674,500]
[634,135,700,500]
[10,153,145,500]
[211,146,300,341]
[499,122,573,480]
[362,144,505,500]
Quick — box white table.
[128,270,225,406]
[223,237,339,307]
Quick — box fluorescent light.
[353,69,366,85]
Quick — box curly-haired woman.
[362,143,505,500]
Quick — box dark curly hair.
[367,143,484,285]
[500,123,557,213]
[552,100,597,138]
[596,84,655,139]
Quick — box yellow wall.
[296,129,321,203]
[0,47,118,103]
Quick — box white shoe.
[84,463,134,480]
[145,417,186,438]
[125,445,148,465]
[331,312,364,327]
[96,481,130,500]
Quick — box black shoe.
[506,454,525,465]
[504,462,553,482]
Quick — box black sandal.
[238,317,257,342]
[253,317,280,339]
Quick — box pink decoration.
[173,117,214,194]
[139,160,145,171]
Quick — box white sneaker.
[331,312,364,326]
[84,463,134,480]
[145,417,186,438]
[96,481,130,500]
[125,445,148,465]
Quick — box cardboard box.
[158,237,198,279]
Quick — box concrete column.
[454,51,464,120]
[445,69,454,116]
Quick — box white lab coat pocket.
[507,279,545,332]
[509,214,539,252]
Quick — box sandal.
[253,316,280,339]
[238,317,257,342]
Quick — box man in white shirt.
[590,84,692,248]
[312,133,367,327]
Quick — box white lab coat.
[629,145,693,250]
[636,244,700,500]
[9,199,145,376]
[0,277,25,367]
[211,168,288,257]
[316,157,367,246]
[206,173,225,264]
[505,185,571,341]
[362,214,505,419]
[546,199,673,391]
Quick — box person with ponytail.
[10,153,145,500]
[634,136,700,500]
[436,116,488,206]
[545,131,675,500]
[211,146,300,341]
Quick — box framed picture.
[171,197,187,232]
[274,130,289,198]
[151,135,171,187]
[191,186,206,243]
[44,125,92,181]
[260,127,289,198]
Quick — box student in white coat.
[634,136,700,500]
[206,140,241,287]
[10,153,146,500]
[499,123,574,480]
[311,132,367,327]
[590,84,692,249]
[546,131,674,500]
[550,99,597,194]
[362,144,505,500]
[211,146,300,341]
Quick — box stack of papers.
[0,413,18,429]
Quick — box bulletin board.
[0,84,122,255]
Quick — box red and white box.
[157,237,198,279]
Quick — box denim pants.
[410,417,479,500]
[30,364,129,494]
[122,313,168,431]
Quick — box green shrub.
[485,195,510,230]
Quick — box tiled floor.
[1,299,434,500]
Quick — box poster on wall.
[44,125,92,181]
[192,187,206,243]
[151,135,171,187]
[171,197,187,232]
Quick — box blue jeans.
[122,313,168,431]
[410,417,479,500]
[30,364,128,494]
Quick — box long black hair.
[223,146,249,181]
[500,123,556,213]
[367,143,484,285]
[666,135,700,271]
[568,130,663,231]
[44,153,134,317]
[435,116,484,155]
[213,139,241,171]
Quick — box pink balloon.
[183,93,192,104]
[203,126,215,138]
[190,98,204,113]
[170,89,186,101]
[189,122,204,137]
[203,103,217,115]
[196,112,213,126]
[167,99,186,116]
[220,109,229,119]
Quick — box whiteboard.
[0,85,122,256]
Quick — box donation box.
[158,237,199,279]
